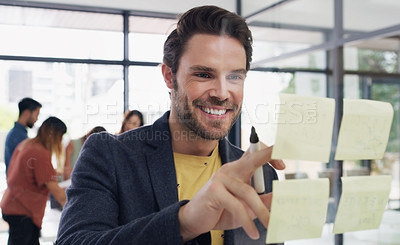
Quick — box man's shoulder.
[5,123,27,142]
[117,112,171,144]
[117,124,170,145]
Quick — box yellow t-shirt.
[174,144,224,245]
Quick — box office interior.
[0,0,399,244]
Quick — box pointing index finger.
[243,143,286,171]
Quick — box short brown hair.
[163,5,253,74]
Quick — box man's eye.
[228,74,244,80]
[195,73,211,78]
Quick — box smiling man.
[165,33,246,153]
[57,5,285,245]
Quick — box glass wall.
[0,60,124,138]
[128,66,170,125]
[127,16,174,124]
[0,5,125,141]
[244,0,333,69]
[241,0,400,244]
[0,5,123,59]
[242,71,327,177]
[0,1,400,244]
[129,16,176,62]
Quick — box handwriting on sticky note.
[333,175,391,234]
[335,99,393,160]
[271,93,335,162]
[266,179,329,244]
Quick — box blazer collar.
[143,111,244,244]
[143,111,243,209]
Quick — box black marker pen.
[250,126,265,194]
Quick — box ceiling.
[10,0,400,41]
[11,0,399,32]
[5,0,400,66]
[14,0,237,14]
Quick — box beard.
[172,86,241,140]
[26,120,34,128]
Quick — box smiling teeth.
[202,107,227,115]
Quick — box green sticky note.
[333,175,391,234]
[271,93,335,162]
[266,178,330,244]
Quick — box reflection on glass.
[345,43,399,73]
[241,71,329,226]
[344,75,400,210]
[246,0,333,68]
[245,0,333,29]
[344,0,400,38]
[241,70,293,149]
[253,50,327,70]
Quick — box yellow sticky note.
[333,175,391,234]
[271,93,335,162]
[335,99,393,160]
[266,178,330,243]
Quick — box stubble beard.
[26,119,34,128]
[172,80,241,141]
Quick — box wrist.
[178,201,198,242]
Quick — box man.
[57,5,285,245]
[4,97,41,174]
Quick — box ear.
[161,63,174,90]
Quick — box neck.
[17,117,27,127]
[168,113,218,156]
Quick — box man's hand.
[178,145,285,241]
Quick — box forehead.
[180,33,246,69]
[128,115,139,121]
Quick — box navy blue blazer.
[56,111,281,245]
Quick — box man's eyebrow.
[231,69,247,74]
[189,66,216,72]
[189,66,247,74]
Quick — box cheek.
[181,82,205,101]
[231,84,244,101]
[234,90,244,103]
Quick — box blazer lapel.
[144,112,179,210]
[145,143,178,210]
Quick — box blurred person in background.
[118,109,144,134]
[4,97,42,175]
[63,126,107,180]
[1,116,67,245]
[49,125,107,211]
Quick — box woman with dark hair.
[118,109,144,134]
[1,116,68,245]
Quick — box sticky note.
[271,93,335,162]
[333,175,391,233]
[335,99,393,160]
[266,178,330,243]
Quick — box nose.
[209,77,230,101]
